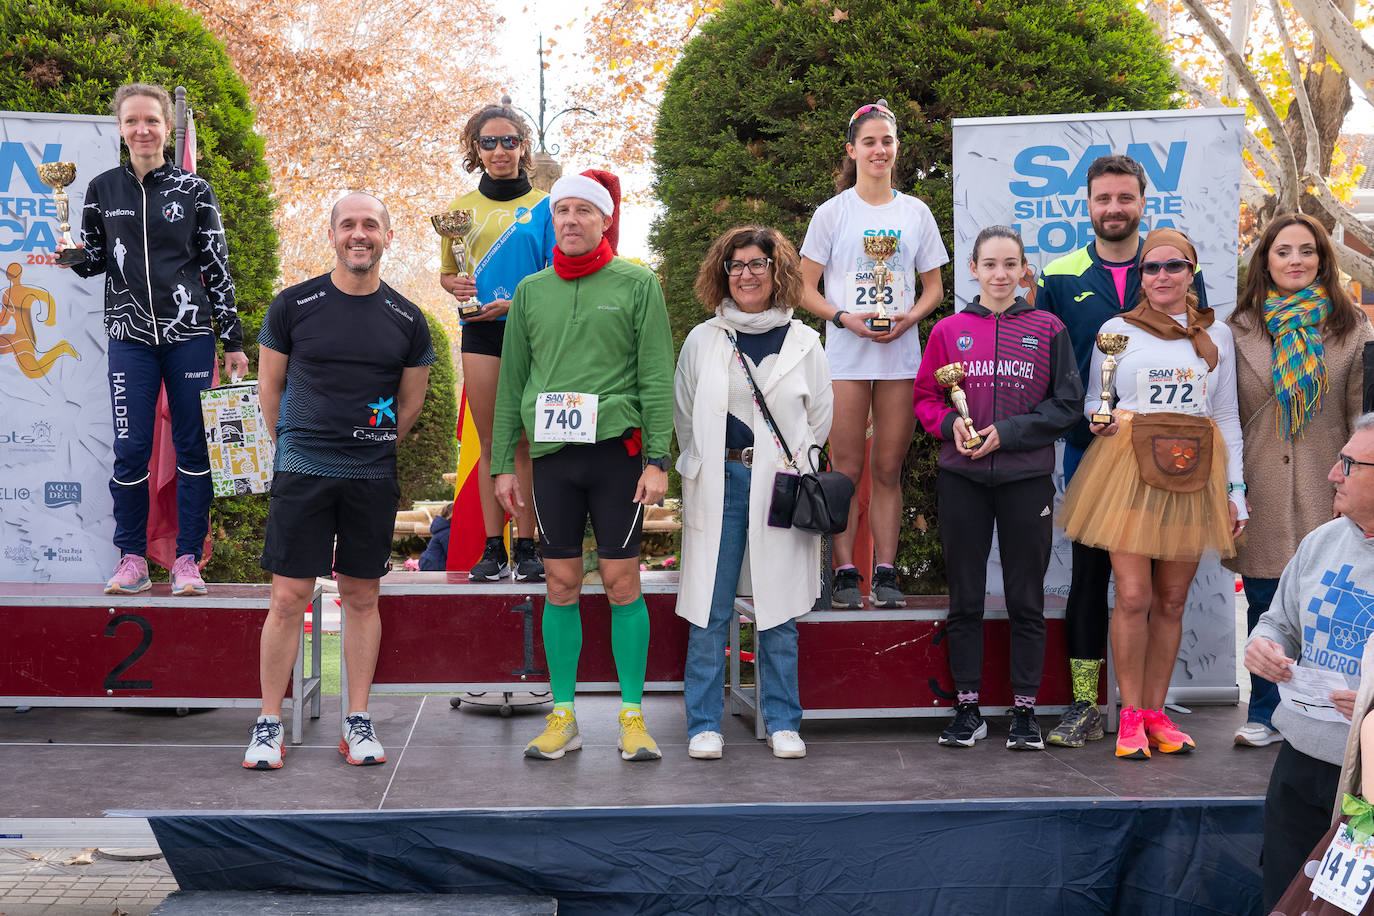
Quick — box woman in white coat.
[674,225,834,760]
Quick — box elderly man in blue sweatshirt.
[1246,412,1374,909]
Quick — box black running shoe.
[468,537,510,581]
[831,567,863,609]
[512,538,545,583]
[871,566,904,609]
[1007,706,1045,751]
[938,702,987,747]
[1046,700,1105,748]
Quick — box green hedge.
[1,0,279,582]
[396,313,458,508]
[653,0,1178,591]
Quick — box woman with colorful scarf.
[1227,213,1373,750]
[1059,227,1246,760]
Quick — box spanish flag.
[445,386,488,571]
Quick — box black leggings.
[1065,540,1112,659]
[936,471,1053,695]
[532,438,644,560]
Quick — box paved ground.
[0,847,175,915]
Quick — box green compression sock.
[542,599,582,705]
[1070,658,1102,705]
[609,595,650,706]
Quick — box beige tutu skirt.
[1058,411,1234,561]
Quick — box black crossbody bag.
[726,331,854,534]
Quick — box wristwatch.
[832,310,849,329]
[646,456,669,470]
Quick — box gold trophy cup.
[431,208,484,319]
[1091,333,1130,425]
[36,162,86,267]
[934,362,983,450]
[861,234,899,333]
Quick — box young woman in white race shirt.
[799,100,949,609]
[1059,227,1246,762]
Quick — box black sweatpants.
[936,470,1053,696]
[1262,740,1341,911]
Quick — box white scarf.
[715,298,793,333]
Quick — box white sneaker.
[1234,722,1281,747]
[243,715,284,770]
[339,712,386,765]
[688,731,724,759]
[767,730,806,759]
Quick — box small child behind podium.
[912,226,1083,750]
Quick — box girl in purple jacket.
[913,226,1083,751]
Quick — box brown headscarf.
[1121,227,1218,370]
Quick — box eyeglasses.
[478,135,522,151]
[1339,453,1374,476]
[724,257,773,277]
[1140,259,1193,276]
[849,103,895,124]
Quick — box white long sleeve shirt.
[1086,313,1246,518]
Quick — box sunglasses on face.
[1340,453,1374,476]
[724,257,773,277]
[1140,259,1193,277]
[478,135,522,151]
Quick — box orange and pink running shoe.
[1115,706,1151,760]
[1144,707,1195,754]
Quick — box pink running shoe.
[1143,707,1195,754]
[104,555,151,595]
[1115,706,1150,760]
[170,554,207,597]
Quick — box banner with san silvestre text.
[0,111,120,582]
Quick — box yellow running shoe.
[617,709,662,761]
[524,709,581,760]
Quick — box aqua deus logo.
[44,482,81,508]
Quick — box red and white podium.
[0,583,322,743]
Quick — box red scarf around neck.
[553,238,614,280]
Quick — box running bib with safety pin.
[1136,367,1207,416]
[1310,826,1374,914]
[536,392,598,444]
[848,271,910,315]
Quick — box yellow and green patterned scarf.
[1264,284,1331,440]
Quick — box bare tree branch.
[1302,171,1374,253]
[1180,0,1300,212]
[1174,65,1285,188]
[1269,0,1322,176]
[1287,0,1374,100]
[1333,237,1374,289]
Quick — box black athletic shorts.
[260,471,399,579]
[460,319,505,357]
[532,436,644,560]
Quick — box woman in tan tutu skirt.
[1059,227,1247,761]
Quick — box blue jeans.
[107,335,216,559]
[684,461,802,737]
[1244,576,1281,727]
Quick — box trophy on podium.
[1091,333,1130,425]
[431,208,484,319]
[934,362,983,450]
[36,162,86,267]
[861,234,898,333]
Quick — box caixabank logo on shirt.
[1302,564,1374,676]
[353,395,398,442]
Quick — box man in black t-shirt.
[243,193,435,771]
